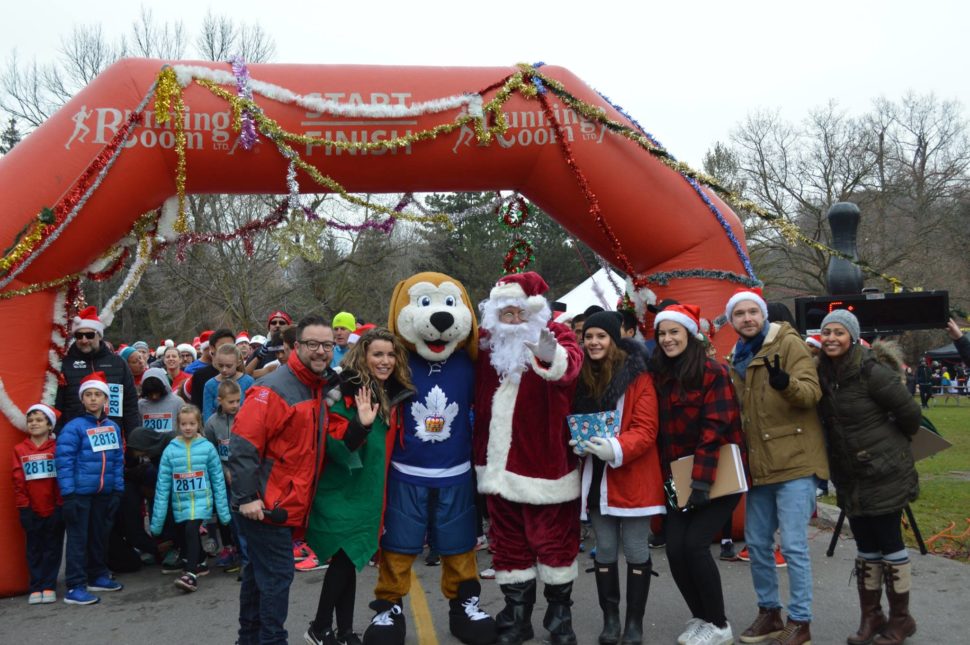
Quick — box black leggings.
[665,494,740,628]
[848,511,905,557]
[174,519,205,574]
[313,549,356,633]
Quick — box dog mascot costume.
[362,272,497,645]
[474,271,584,645]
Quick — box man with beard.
[473,272,584,645]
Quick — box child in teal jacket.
[150,405,230,592]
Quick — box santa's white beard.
[485,319,545,384]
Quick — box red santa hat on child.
[654,303,704,339]
[235,331,251,345]
[488,271,550,314]
[79,371,110,398]
[806,335,822,349]
[724,287,768,322]
[27,403,60,427]
[73,305,105,336]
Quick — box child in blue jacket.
[55,372,125,605]
[151,404,230,592]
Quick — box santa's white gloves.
[525,328,558,364]
[568,436,615,462]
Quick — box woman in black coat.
[816,310,921,645]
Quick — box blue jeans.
[236,516,293,645]
[744,476,816,622]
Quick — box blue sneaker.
[87,575,123,592]
[64,586,100,605]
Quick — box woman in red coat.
[652,304,746,645]
[569,311,663,645]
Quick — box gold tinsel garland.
[153,68,189,234]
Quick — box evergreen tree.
[0,116,21,154]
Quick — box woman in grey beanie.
[816,309,922,645]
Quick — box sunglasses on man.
[74,331,97,340]
[269,319,288,327]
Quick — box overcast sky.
[3,0,968,168]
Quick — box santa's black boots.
[542,581,577,645]
[496,580,536,645]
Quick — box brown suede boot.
[740,607,784,643]
[848,558,887,645]
[766,618,811,645]
[873,560,916,645]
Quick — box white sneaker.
[687,620,734,645]
[677,617,705,645]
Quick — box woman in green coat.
[304,328,415,645]
[816,310,921,645]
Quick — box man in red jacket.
[228,315,336,645]
[473,272,584,645]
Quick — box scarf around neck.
[732,325,768,380]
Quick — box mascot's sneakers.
[362,599,406,645]
[449,579,498,645]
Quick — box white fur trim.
[79,380,110,397]
[537,560,578,584]
[530,342,569,382]
[490,282,527,302]
[654,310,698,336]
[27,403,57,428]
[725,291,767,322]
[602,504,666,517]
[477,378,581,505]
[494,566,537,584]
[606,437,624,469]
[72,315,104,335]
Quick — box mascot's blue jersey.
[390,352,474,488]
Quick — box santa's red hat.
[489,271,550,313]
[654,303,703,338]
[192,336,201,350]
[26,403,60,427]
[199,330,213,351]
[724,287,768,322]
[267,310,292,326]
[236,331,251,345]
[349,323,376,345]
[73,305,105,336]
[79,371,110,398]
[806,335,822,349]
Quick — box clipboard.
[670,443,748,508]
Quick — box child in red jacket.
[12,403,64,604]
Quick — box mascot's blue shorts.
[381,475,477,555]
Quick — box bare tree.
[195,11,275,64]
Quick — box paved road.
[1,511,964,644]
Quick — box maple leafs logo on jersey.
[411,385,458,443]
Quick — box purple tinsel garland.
[230,55,258,150]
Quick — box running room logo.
[64,105,235,152]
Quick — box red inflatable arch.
[0,59,754,594]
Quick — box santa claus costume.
[473,272,583,645]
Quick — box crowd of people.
[13,273,968,645]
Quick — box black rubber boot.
[542,582,577,645]
[620,562,652,644]
[594,561,621,644]
[496,580,536,645]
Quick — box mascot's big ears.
[387,271,479,361]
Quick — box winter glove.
[687,488,710,510]
[763,354,790,391]
[61,495,78,525]
[18,507,35,531]
[568,439,586,456]
[525,328,559,364]
[585,436,616,462]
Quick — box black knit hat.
[583,311,623,344]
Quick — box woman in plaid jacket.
[651,304,746,645]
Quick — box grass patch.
[823,401,970,562]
